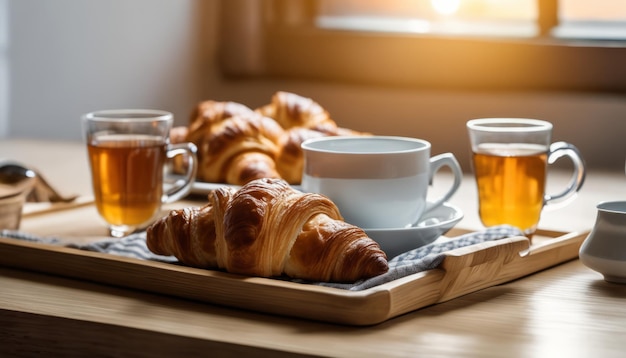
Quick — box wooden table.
[2,139,626,357]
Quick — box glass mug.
[83,109,198,237]
[467,118,586,236]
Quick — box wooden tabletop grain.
[1,139,626,357]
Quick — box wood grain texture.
[4,140,626,356]
[0,229,586,326]
[0,309,313,358]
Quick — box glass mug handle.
[424,153,463,213]
[163,142,198,203]
[544,141,586,206]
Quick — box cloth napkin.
[0,225,523,291]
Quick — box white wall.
[5,0,211,140]
[4,0,626,171]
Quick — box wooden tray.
[0,228,587,326]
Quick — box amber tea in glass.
[467,118,585,236]
[83,109,197,237]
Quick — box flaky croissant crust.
[199,114,284,183]
[175,92,370,185]
[147,178,388,282]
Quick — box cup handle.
[424,153,463,214]
[163,142,198,203]
[544,141,586,206]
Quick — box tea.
[472,143,547,233]
[88,134,166,227]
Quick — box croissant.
[256,91,338,133]
[275,127,326,184]
[187,100,256,146]
[172,92,370,186]
[196,114,285,184]
[146,178,389,282]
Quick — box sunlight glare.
[430,0,461,16]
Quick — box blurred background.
[1,0,626,172]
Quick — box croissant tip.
[370,255,390,277]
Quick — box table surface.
[2,139,626,357]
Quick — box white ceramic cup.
[301,136,462,229]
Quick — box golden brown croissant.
[183,101,257,172]
[197,114,285,184]
[187,100,256,146]
[146,178,388,282]
[169,126,189,144]
[224,151,280,186]
[275,127,326,184]
[174,92,370,186]
[256,91,339,133]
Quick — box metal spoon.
[0,161,36,199]
[0,160,78,203]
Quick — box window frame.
[218,0,626,93]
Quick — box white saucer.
[363,202,464,259]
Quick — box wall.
[5,0,211,140]
[3,0,626,171]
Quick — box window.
[317,0,537,37]
[219,0,626,93]
[316,0,626,39]
[557,0,626,40]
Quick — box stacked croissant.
[147,178,389,282]
[171,91,368,185]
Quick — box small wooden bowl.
[0,193,26,230]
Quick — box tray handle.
[437,236,530,302]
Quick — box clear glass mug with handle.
[83,109,198,237]
[467,118,586,237]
